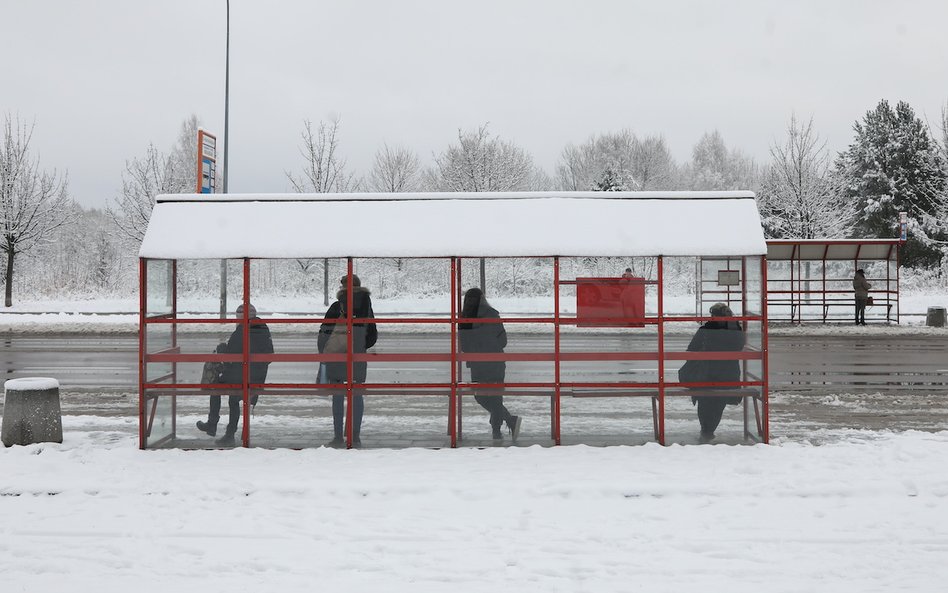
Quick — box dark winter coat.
[459,302,507,383]
[682,319,745,402]
[220,318,274,385]
[317,286,378,383]
[853,273,871,299]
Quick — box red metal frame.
[139,255,770,449]
[656,256,665,445]
[138,259,147,449]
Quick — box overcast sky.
[2,0,946,208]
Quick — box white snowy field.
[2,419,947,592]
[0,292,943,333]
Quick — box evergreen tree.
[593,167,627,191]
[838,100,947,267]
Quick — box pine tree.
[593,167,627,191]
[838,100,947,267]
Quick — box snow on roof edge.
[140,197,767,259]
[156,190,757,203]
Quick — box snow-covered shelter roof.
[767,239,900,262]
[139,191,766,259]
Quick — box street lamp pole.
[219,0,230,318]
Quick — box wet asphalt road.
[1,331,945,440]
[0,331,945,393]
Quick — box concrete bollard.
[926,307,946,328]
[2,377,63,447]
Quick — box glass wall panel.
[145,259,173,317]
[695,257,747,317]
[142,393,173,448]
[175,259,245,319]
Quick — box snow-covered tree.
[430,124,536,192]
[0,114,75,306]
[287,117,359,304]
[682,130,758,191]
[556,130,675,191]
[429,124,540,291]
[368,144,420,192]
[938,100,948,174]
[758,115,852,239]
[108,115,203,244]
[286,117,358,193]
[109,144,178,243]
[837,99,947,267]
[631,135,676,190]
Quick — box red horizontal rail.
[145,350,762,365]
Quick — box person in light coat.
[853,269,871,326]
[317,275,378,448]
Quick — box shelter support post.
[345,258,354,449]
[241,258,250,448]
[761,256,770,443]
[171,260,178,440]
[553,256,561,445]
[657,256,665,445]
[449,257,458,448]
[456,259,464,441]
[138,259,147,450]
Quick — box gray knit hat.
[236,303,257,317]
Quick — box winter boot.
[196,420,217,437]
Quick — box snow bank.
[0,293,944,334]
[1,425,946,592]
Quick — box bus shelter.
[138,191,769,449]
[766,239,901,323]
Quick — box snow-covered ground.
[2,420,947,592]
[0,292,944,333]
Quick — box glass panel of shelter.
[663,255,765,444]
[454,257,556,446]
[553,256,661,446]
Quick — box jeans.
[474,391,513,435]
[332,392,364,439]
[207,394,241,437]
[855,297,867,324]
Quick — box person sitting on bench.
[679,302,745,443]
[197,303,273,446]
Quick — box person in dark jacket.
[458,287,522,441]
[317,275,378,447]
[197,303,274,446]
[682,302,745,443]
[853,269,871,326]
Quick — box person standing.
[853,269,871,326]
[318,275,378,448]
[681,302,745,443]
[459,287,522,441]
[197,303,274,446]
